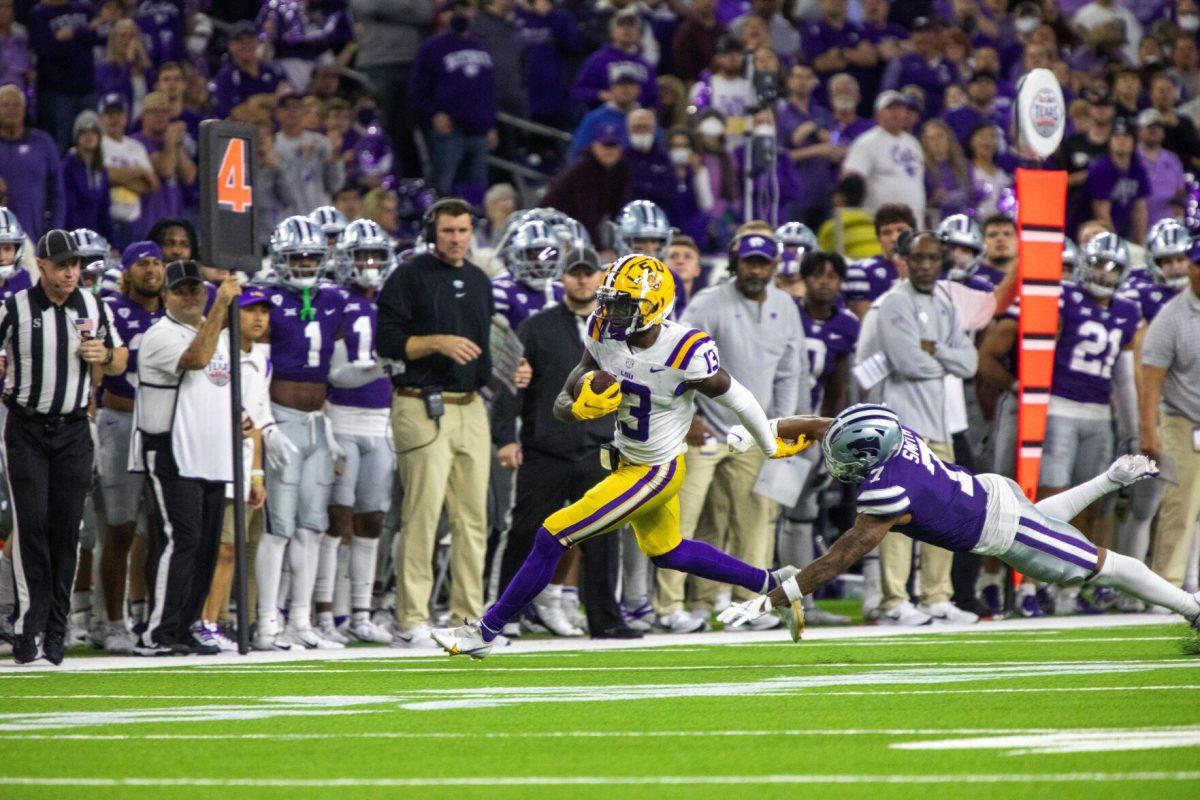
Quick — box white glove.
[1106,453,1159,487]
[716,594,775,628]
[262,424,299,472]
[323,412,348,475]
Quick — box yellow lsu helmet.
[593,254,676,341]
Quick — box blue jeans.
[427,128,487,199]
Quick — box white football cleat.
[655,609,705,634]
[251,629,295,651]
[1115,593,1146,613]
[803,598,850,626]
[877,601,933,626]
[284,624,344,650]
[560,590,588,632]
[919,601,979,625]
[344,618,392,644]
[1107,454,1159,486]
[103,623,138,654]
[315,618,350,645]
[712,591,732,614]
[430,620,493,660]
[391,625,438,649]
[743,611,782,631]
[530,593,584,637]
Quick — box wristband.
[250,469,265,478]
[250,475,265,485]
[781,575,804,603]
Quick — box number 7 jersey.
[584,317,721,466]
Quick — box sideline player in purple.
[491,219,566,331]
[316,219,397,645]
[719,404,1200,638]
[0,209,33,302]
[843,204,914,319]
[253,215,347,651]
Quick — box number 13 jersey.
[584,317,720,466]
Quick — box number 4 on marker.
[217,138,252,213]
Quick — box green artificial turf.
[0,622,1197,799]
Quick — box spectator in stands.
[99,92,157,248]
[345,106,396,192]
[624,108,673,211]
[802,0,876,97]
[816,174,881,258]
[666,233,708,318]
[135,0,184,67]
[689,36,751,149]
[1148,71,1200,171]
[0,0,31,91]
[476,0,527,123]
[251,119,283,247]
[541,123,632,245]
[135,92,196,230]
[153,62,205,145]
[670,0,725,83]
[1136,108,1188,227]
[258,0,344,90]
[1073,0,1142,64]
[664,127,713,246]
[570,66,639,160]
[921,119,972,225]
[409,0,497,199]
[211,20,290,120]
[571,8,658,110]
[473,181,515,252]
[1112,65,1142,119]
[655,75,685,129]
[1086,116,1148,244]
[273,92,344,219]
[967,122,1012,221]
[351,0,432,178]
[29,0,96,152]
[1059,87,1115,237]
[842,90,925,222]
[95,18,152,119]
[1169,34,1198,103]
[333,184,363,224]
[514,0,582,132]
[730,0,799,58]
[363,186,400,240]
[779,63,838,228]
[828,72,872,147]
[943,71,1006,151]
[62,110,112,239]
[693,109,739,244]
[0,83,63,241]
[843,202,913,318]
[881,16,956,119]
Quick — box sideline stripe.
[1,772,1197,787]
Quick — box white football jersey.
[584,317,720,465]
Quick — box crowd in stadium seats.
[1,0,1199,661]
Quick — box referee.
[0,230,127,665]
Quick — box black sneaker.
[12,633,38,664]
[41,631,65,665]
[188,635,220,656]
[134,635,172,657]
[591,626,643,640]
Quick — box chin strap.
[300,285,315,321]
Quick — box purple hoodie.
[408,30,497,135]
[570,44,658,109]
[27,1,95,94]
[0,127,65,240]
[61,150,114,240]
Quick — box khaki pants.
[392,393,490,630]
[1150,414,1200,587]
[652,443,775,614]
[219,500,263,624]
[880,439,955,609]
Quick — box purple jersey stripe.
[1013,532,1097,571]
[677,335,712,371]
[557,464,662,539]
[665,328,702,367]
[1018,516,1098,555]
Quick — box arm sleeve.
[376,266,414,361]
[877,294,946,380]
[407,45,435,122]
[327,339,386,388]
[711,375,777,456]
[569,54,603,105]
[491,318,535,446]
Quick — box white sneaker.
[877,601,933,626]
[655,609,705,633]
[391,625,437,649]
[560,591,587,631]
[501,622,522,639]
[430,620,493,660]
[919,601,979,625]
[103,623,137,654]
[1145,604,1173,615]
[251,628,295,651]
[1107,453,1159,486]
[369,609,395,635]
[67,611,90,647]
[344,618,392,644]
[688,609,712,631]
[744,612,782,631]
[284,623,344,650]
[207,624,239,652]
[803,601,851,626]
[530,593,584,637]
[1116,594,1146,613]
[713,591,732,614]
[315,618,350,645]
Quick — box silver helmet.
[821,403,904,485]
[937,214,983,281]
[1146,218,1192,290]
[336,219,395,291]
[309,205,349,245]
[503,219,565,290]
[0,207,24,279]
[1062,236,1080,279]
[775,221,816,276]
[73,228,113,267]
[269,215,329,290]
[613,200,672,259]
[1079,232,1130,299]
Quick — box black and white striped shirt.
[0,283,122,416]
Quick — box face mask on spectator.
[1014,16,1039,35]
[698,118,724,137]
[752,124,775,138]
[1180,14,1199,32]
[832,97,856,112]
[629,133,654,151]
[669,147,691,166]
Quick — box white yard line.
[0,772,1197,787]
[0,613,1185,675]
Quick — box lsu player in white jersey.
[432,254,810,658]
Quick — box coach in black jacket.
[492,247,636,638]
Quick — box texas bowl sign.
[1015,68,1066,159]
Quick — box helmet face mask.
[271,216,329,290]
[504,220,564,290]
[821,404,903,485]
[0,208,25,279]
[614,200,672,259]
[775,221,817,268]
[1147,220,1192,290]
[1080,233,1129,300]
[336,219,395,290]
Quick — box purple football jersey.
[0,269,31,303]
[1122,266,1155,292]
[491,275,564,331]
[265,283,347,383]
[856,424,988,552]
[1129,282,1178,323]
[1051,282,1141,405]
[101,293,164,399]
[798,302,860,409]
[842,256,898,305]
[326,290,392,410]
[969,263,1006,290]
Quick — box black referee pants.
[143,434,225,646]
[2,411,92,637]
[499,447,624,634]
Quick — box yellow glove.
[571,373,623,420]
[769,434,812,459]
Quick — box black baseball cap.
[36,230,78,264]
[229,20,258,40]
[165,259,204,289]
[1111,116,1137,137]
[565,247,600,272]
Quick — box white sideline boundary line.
[1,772,1198,787]
[0,613,1187,675]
